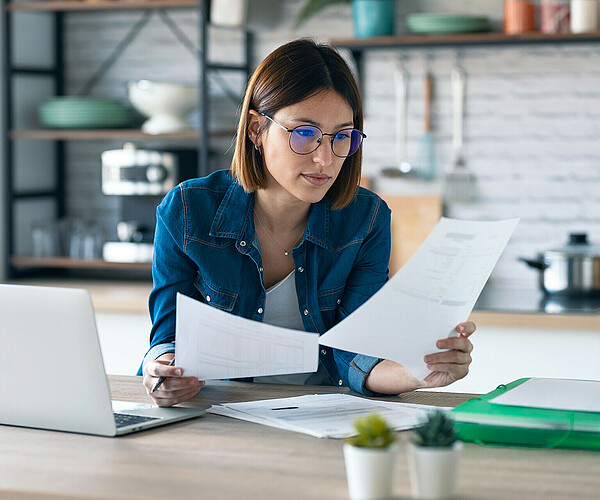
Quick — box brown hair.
[230,38,363,209]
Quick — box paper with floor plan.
[175,293,319,380]
[319,217,519,380]
[175,217,518,382]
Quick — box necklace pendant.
[284,251,289,256]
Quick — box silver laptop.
[0,284,205,436]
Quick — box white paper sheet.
[208,393,448,438]
[175,293,319,380]
[319,217,519,379]
[489,378,600,413]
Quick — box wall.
[62,0,600,289]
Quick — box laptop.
[0,284,205,436]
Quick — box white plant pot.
[407,441,463,499]
[343,443,397,500]
[211,0,247,26]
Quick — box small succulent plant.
[412,410,458,448]
[346,414,397,449]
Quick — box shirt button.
[303,309,309,316]
[338,380,343,386]
[257,307,263,314]
[336,298,341,305]
[259,266,263,272]
[240,240,247,247]
[206,295,211,302]
[297,266,304,273]
[320,349,327,355]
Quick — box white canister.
[570,0,598,32]
[210,0,248,27]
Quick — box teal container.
[352,0,396,38]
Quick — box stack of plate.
[406,14,490,34]
[39,97,136,129]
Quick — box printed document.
[208,393,448,438]
[176,217,518,381]
[319,217,519,379]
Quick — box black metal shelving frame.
[1,0,252,279]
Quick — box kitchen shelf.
[10,256,152,271]
[2,0,251,279]
[6,0,200,12]
[10,128,235,141]
[331,31,600,50]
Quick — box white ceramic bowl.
[127,80,199,134]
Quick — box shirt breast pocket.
[193,273,238,312]
[317,285,344,328]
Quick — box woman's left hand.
[421,321,476,388]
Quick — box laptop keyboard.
[114,412,161,428]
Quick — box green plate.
[406,14,490,34]
[39,97,136,129]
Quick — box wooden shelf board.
[331,31,600,49]
[7,0,199,12]
[10,128,234,140]
[11,256,152,271]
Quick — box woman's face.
[253,89,354,206]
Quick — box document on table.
[208,393,449,438]
[489,378,600,413]
[319,217,519,379]
[175,217,518,381]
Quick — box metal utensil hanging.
[443,61,476,203]
[381,61,412,177]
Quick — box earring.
[254,143,260,151]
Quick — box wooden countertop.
[0,376,598,500]
[10,279,600,330]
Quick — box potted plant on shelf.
[407,410,463,500]
[343,414,398,500]
[294,0,396,38]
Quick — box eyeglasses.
[259,112,366,158]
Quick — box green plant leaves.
[293,0,351,30]
[346,414,397,449]
[412,410,458,447]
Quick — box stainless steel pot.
[520,233,600,295]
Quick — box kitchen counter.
[9,278,600,330]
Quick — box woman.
[141,39,475,407]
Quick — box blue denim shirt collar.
[209,179,330,249]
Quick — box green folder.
[449,378,600,451]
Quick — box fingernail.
[437,340,446,348]
[458,325,465,333]
[175,369,182,376]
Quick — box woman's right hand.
[143,354,205,407]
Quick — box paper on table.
[489,378,600,413]
[208,393,447,438]
[175,293,319,380]
[319,217,519,380]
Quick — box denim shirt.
[140,169,392,396]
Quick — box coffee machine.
[101,143,197,262]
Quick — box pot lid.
[544,233,600,258]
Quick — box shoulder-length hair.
[230,38,363,210]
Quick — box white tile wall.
[64,1,600,289]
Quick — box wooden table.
[0,376,598,500]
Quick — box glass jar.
[504,0,537,34]
[540,0,571,33]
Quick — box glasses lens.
[289,126,321,154]
[332,129,364,158]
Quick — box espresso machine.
[101,143,197,262]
